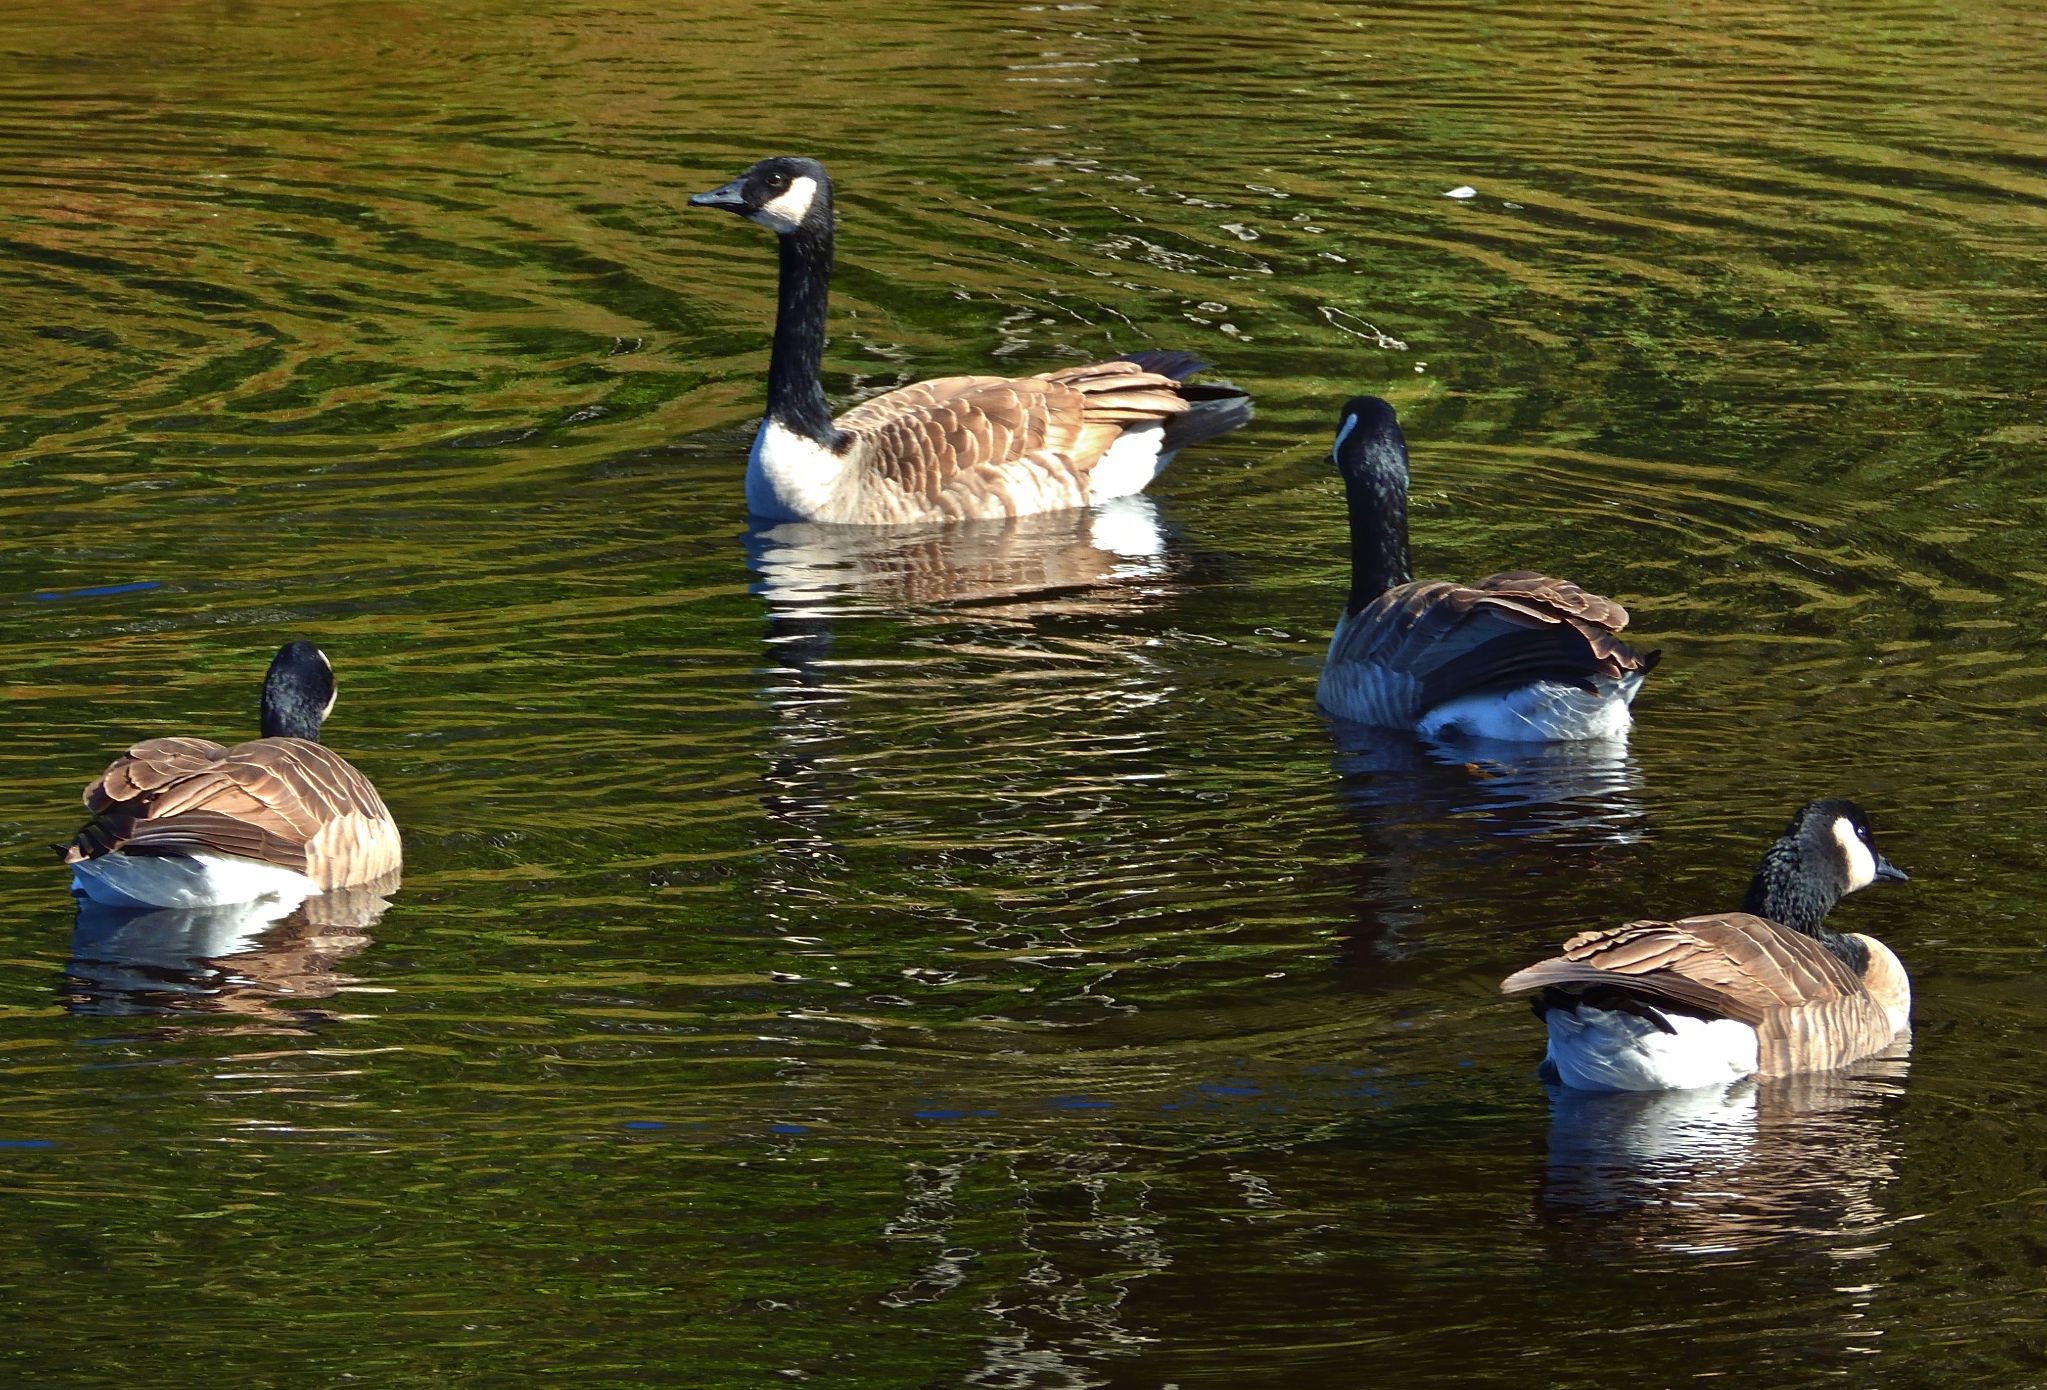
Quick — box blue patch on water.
[769,1122,809,1135]
[622,1121,666,1131]
[1048,1096,1112,1111]
[0,1140,53,1150]
[33,581,161,601]
[914,1109,966,1121]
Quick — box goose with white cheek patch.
[1316,396,1658,742]
[1501,799,1911,1092]
[63,641,402,910]
[689,156,1252,525]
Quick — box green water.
[4,0,2047,1383]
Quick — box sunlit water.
[3,0,2046,1383]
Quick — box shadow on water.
[1537,1046,1913,1257]
[65,872,400,1024]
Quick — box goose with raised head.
[64,641,402,910]
[1316,396,1658,741]
[689,156,1252,525]
[1500,799,1911,1091]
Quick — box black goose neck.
[1741,836,1868,974]
[766,219,841,447]
[1341,449,1412,614]
[260,689,325,742]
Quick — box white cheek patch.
[748,176,819,234]
[1835,816,1877,891]
[1331,412,1359,458]
[322,687,338,720]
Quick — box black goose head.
[260,641,336,742]
[1332,396,1408,483]
[1331,395,1413,610]
[1741,798,1908,937]
[689,156,835,237]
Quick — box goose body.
[1315,398,1656,741]
[64,642,401,910]
[1501,799,1911,1091]
[692,156,1252,525]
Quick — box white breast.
[747,419,852,522]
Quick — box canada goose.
[1500,799,1911,1091]
[64,641,402,910]
[1316,396,1658,741]
[688,156,1252,525]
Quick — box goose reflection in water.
[1329,723,1645,851]
[745,493,1177,618]
[1326,726,1646,966]
[1536,1045,1911,1254]
[743,496,1187,872]
[65,871,399,1024]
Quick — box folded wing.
[69,736,399,888]
[834,352,1226,518]
[1501,912,1895,1077]
[1331,570,1657,716]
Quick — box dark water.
[4,0,2046,1383]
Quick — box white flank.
[747,418,851,522]
[1086,423,1167,503]
[749,176,819,234]
[1417,680,1635,743]
[1544,1004,1760,1092]
[71,851,317,911]
[1834,816,1878,890]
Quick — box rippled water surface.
[4,0,2046,1383]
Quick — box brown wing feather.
[1502,913,1862,1026]
[1331,571,1656,714]
[84,737,227,810]
[68,736,399,890]
[832,358,1200,520]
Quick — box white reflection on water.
[65,872,399,1021]
[745,494,1173,617]
[1537,1045,1913,1255]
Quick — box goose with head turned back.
[688,156,1252,525]
[1501,799,1912,1091]
[1316,396,1658,741]
[64,641,402,910]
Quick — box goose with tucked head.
[689,156,1252,525]
[64,641,402,910]
[1316,396,1658,741]
[1501,799,1911,1091]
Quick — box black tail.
[1121,349,1253,455]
